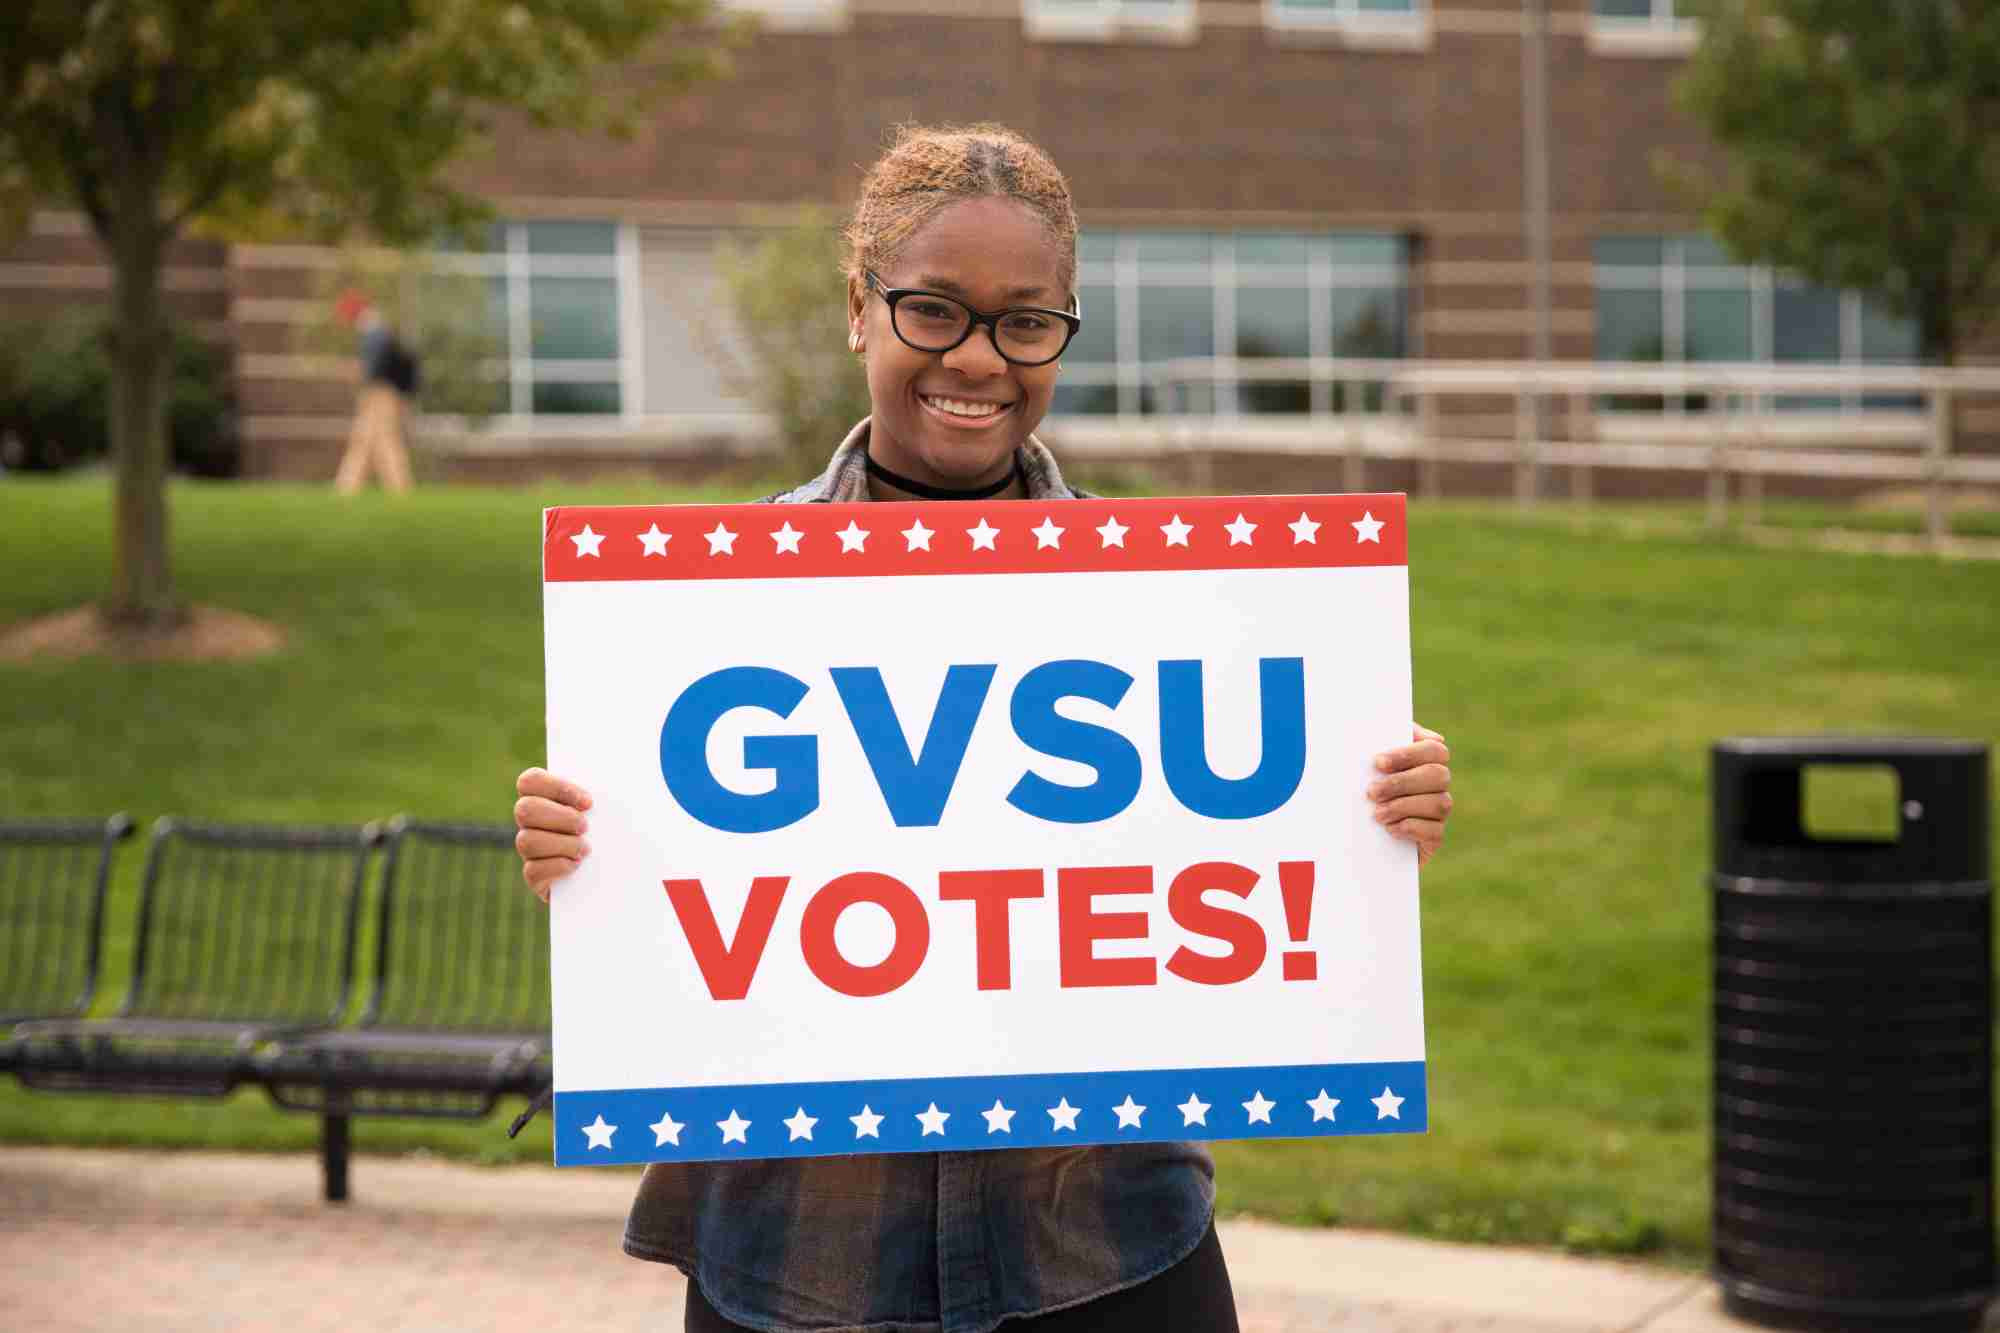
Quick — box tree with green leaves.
[711,210,874,480]
[0,1,732,630]
[1669,0,2000,366]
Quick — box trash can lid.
[1712,737,1989,885]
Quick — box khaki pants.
[334,383,413,494]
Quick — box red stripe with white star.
[543,494,1406,583]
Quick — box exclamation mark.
[1279,861,1316,980]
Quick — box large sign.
[542,493,1425,1165]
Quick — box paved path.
[0,1147,1754,1332]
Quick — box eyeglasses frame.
[863,270,1082,367]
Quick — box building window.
[451,220,630,418]
[1053,230,1411,419]
[1592,234,1921,411]
[1024,0,1197,43]
[1593,0,1680,21]
[1266,0,1426,48]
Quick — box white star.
[1288,513,1322,545]
[648,1109,684,1147]
[1177,1093,1211,1127]
[1372,1086,1405,1120]
[571,525,605,558]
[717,1109,751,1144]
[849,1105,884,1139]
[967,518,1000,551]
[1353,511,1385,544]
[835,520,869,552]
[1242,1091,1276,1125]
[916,1102,951,1136]
[704,523,737,556]
[903,519,935,552]
[1160,514,1193,547]
[783,1106,818,1141]
[582,1114,616,1150]
[771,522,804,555]
[981,1099,1016,1134]
[1031,517,1064,550]
[1224,513,1258,546]
[1307,1089,1341,1123]
[1112,1095,1146,1129]
[638,524,671,557]
[1047,1098,1081,1132]
[1095,516,1129,548]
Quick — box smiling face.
[850,196,1070,492]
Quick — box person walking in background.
[332,289,418,494]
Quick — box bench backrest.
[366,819,550,1036]
[125,819,380,1026]
[0,816,134,1023]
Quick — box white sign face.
[543,493,1425,1165]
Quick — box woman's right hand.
[514,767,593,903]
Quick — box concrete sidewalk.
[0,1146,1753,1332]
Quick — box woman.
[514,123,1454,1333]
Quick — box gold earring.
[848,331,863,353]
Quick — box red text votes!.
[661,860,1320,1001]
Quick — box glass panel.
[1136,285,1214,362]
[1859,299,1921,363]
[486,276,513,350]
[1068,284,1118,364]
[1324,234,1404,268]
[532,380,621,414]
[1235,232,1312,267]
[1328,286,1406,357]
[1050,382,1119,416]
[526,222,617,256]
[530,277,619,360]
[1594,236,1664,270]
[1279,0,1340,9]
[1595,287,1666,361]
[1594,0,1653,16]
[1357,0,1418,11]
[1686,289,1752,362]
[1134,231,1211,264]
[1077,232,1118,263]
[1236,286,1312,415]
[1773,286,1842,361]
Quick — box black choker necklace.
[866,452,1021,501]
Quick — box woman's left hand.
[1370,724,1453,868]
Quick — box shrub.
[0,311,238,475]
[710,209,873,477]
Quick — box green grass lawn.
[2,474,1996,1265]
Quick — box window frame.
[1264,0,1430,51]
[1588,0,1697,56]
[1592,233,1922,414]
[1055,229,1412,421]
[1022,0,1198,45]
[434,219,636,422]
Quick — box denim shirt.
[621,420,1217,1333]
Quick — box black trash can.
[1712,737,1993,1332]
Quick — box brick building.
[4,0,1988,485]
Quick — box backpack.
[380,337,421,396]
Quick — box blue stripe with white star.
[554,1061,1425,1164]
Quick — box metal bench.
[258,818,550,1200]
[0,816,136,1072]
[8,818,381,1098]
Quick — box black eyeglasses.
[865,271,1082,367]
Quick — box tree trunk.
[105,219,180,629]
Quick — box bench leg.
[322,1112,351,1204]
